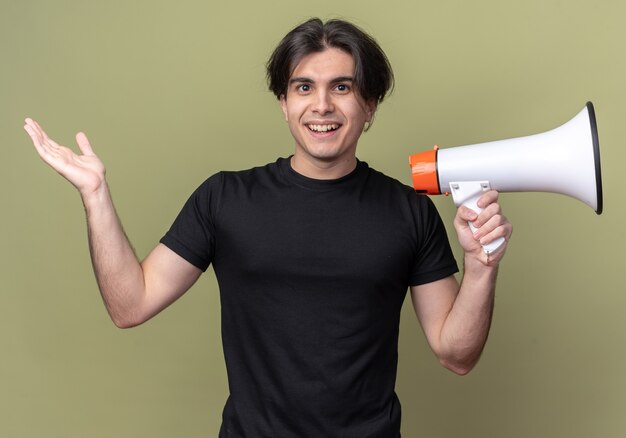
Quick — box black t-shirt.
[160,157,458,437]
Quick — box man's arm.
[24,118,201,328]
[410,190,511,375]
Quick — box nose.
[311,89,334,115]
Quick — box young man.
[24,18,511,438]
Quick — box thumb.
[75,132,95,156]
[455,205,478,224]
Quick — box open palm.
[24,118,106,196]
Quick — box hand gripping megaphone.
[409,102,603,255]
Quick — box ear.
[365,99,378,122]
[280,94,288,121]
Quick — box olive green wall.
[2,0,624,436]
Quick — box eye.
[334,83,350,93]
[297,84,311,93]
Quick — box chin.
[307,150,349,162]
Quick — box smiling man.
[24,17,512,438]
[280,46,376,178]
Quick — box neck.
[290,154,357,180]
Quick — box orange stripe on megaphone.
[409,148,440,194]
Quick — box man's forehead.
[289,48,355,81]
[289,75,354,85]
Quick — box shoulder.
[364,163,432,206]
[194,158,285,192]
[220,158,285,185]
[188,159,291,211]
[363,164,446,235]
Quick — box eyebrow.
[289,76,354,85]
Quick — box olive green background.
[2,0,624,436]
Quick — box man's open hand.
[24,118,106,197]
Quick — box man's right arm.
[24,118,202,328]
[83,183,202,327]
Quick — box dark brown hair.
[266,18,394,103]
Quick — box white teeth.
[308,124,339,132]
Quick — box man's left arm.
[410,190,512,375]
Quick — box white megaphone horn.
[409,102,603,255]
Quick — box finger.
[25,118,44,138]
[24,123,66,166]
[24,122,46,153]
[477,190,499,209]
[23,122,39,143]
[24,118,52,149]
[472,202,502,228]
[455,205,478,223]
[24,118,42,138]
[30,118,52,142]
[75,132,95,156]
[24,117,36,131]
[47,138,62,150]
[478,224,507,247]
[24,117,38,131]
[477,215,511,245]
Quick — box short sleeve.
[159,173,222,271]
[408,195,459,286]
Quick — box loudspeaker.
[409,102,603,254]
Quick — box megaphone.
[409,102,603,254]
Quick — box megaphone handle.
[449,181,506,255]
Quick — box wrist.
[81,182,112,212]
[463,253,499,279]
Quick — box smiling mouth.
[307,123,340,133]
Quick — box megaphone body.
[409,102,603,254]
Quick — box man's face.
[280,48,376,172]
